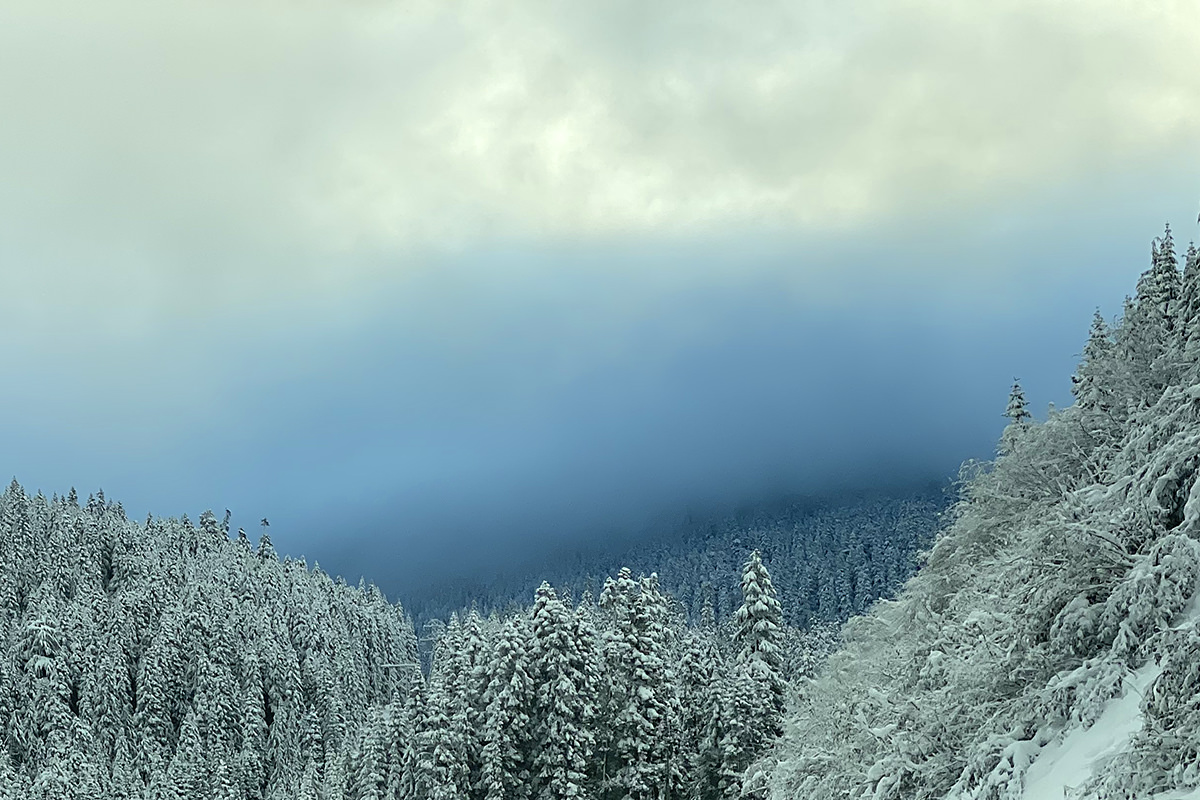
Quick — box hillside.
[406,486,949,629]
[765,225,1200,799]
[0,473,839,799]
[0,489,421,797]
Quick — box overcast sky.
[3,0,1200,595]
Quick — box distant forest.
[406,486,949,628]
[0,471,941,799]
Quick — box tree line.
[0,479,825,800]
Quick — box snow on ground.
[1019,660,1159,799]
[1018,590,1200,800]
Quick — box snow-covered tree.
[734,551,785,732]
[529,583,593,800]
[479,616,534,800]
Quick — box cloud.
[2,0,1199,330]
[3,0,1200,592]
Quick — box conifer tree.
[256,529,275,561]
[1071,311,1114,412]
[679,629,723,800]
[350,708,390,800]
[1117,224,1185,402]
[734,551,785,735]
[597,567,638,795]
[1002,380,1032,426]
[529,583,593,800]
[1000,380,1033,454]
[480,617,535,800]
[422,614,470,800]
[1181,241,1200,358]
[1148,222,1181,328]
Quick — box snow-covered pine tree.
[678,628,723,800]
[479,616,535,800]
[1002,379,1032,426]
[1071,310,1114,412]
[1182,241,1200,359]
[734,550,785,733]
[421,614,471,800]
[459,608,490,796]
[349,707,390,800]
[1115,224,1184,405]
[597,571,680,800]
[1148,222,1181,329]
[529,583,593,800]
[1000,379,1033,454]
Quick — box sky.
[2,0,1200,596]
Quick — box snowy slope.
[1154,789,1200,800]
[766,229,1200,800]
[1019,590,1200,800]
[1019,661,1160,799]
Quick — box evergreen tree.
[350,708,389,800]
[1181,241,1200,358]
[529,583,593,800]
[1002,379,1032,426]
[734,551,785,735]
[1000,379,1033,454]
[1147,222,1181,329]
[479,617,534,800]
[1071,310,1114,411]
[422,614,470,800]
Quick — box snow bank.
[1019,590,1200,800]
[1019,661,1160,799]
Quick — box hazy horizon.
[3,0,1200,597]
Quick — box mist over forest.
[4,1,1200,798]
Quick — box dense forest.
[0,475,917,799]
[765,224,1200,798]
[408,488,947,628]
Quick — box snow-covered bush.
[1101,533,1200,662]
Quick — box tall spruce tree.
[479,617,534,800]
[1182,241,1200,359]
[734,551,785,736]
[1000,380,1033,454]
[1072,311,1114,412]
[529,583,593,800]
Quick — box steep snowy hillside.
[765,225,1200,799]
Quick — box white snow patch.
[1018,588,1200,800]
[1019,661,1159,800]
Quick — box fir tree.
[1181,241,1200,358]
[734,551,785,736]
[479,617,534,800]
[1000,379,1033,454]
[1071,310,1114,411]
[1002,379,1032,426]
[529,583,593,800]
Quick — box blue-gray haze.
[3,0,1200,599]
[7,178,1200,597]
